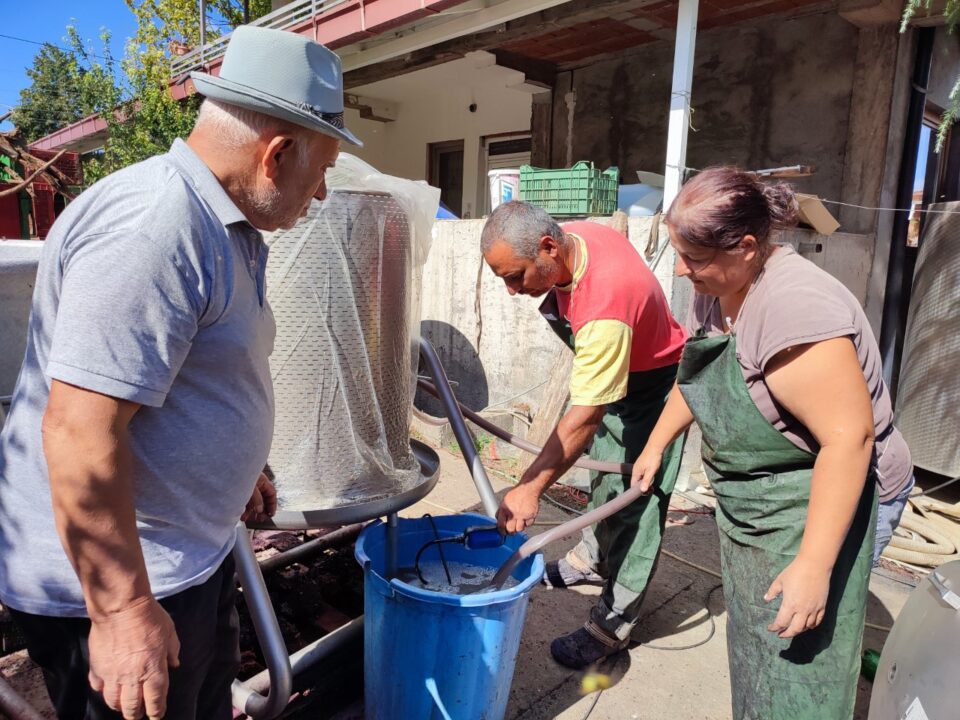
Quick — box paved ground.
[0,446,912,719]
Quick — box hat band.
[297,102,344,129]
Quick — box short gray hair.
[480,201,566,259]
[195,98,311,166]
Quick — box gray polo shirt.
[0,139,275,616]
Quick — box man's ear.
[261,135,295,181]
[539,235,560,257]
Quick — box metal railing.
[170,0,351,76]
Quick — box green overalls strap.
[677,327,876,720]
[539,291,683,637]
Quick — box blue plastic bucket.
[355,513,544,720]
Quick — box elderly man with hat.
[0,27,359,720]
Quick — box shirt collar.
[167,138,252,229]
[555,233,588,293]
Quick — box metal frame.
[230,337,497,718]
[171,0,351,76]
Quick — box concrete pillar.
[530,92,553,167]
[863,30,916,335]
[838,25,900,236]
[663,0,699,209]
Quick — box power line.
[819,198,960,215]
[0,32,113,63]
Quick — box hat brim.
[190,72,362,147]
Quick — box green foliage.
[901,0,960,151]
[50,1,271,183]
[10,44,88,143]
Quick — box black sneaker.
[550,626,628,670]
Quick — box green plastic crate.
[519,162,619,216]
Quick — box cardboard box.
[796,194,840,235]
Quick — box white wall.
[344,52,536,218]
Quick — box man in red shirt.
[482,200,686,668]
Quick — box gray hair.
[195,98,311,166]
[480,201,566,259]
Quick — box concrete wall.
[416,219,872,418]
[417,219,566,415]
[344,53,535,219]
[551,11,859,200]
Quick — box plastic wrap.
[264,155,439,511]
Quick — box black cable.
[423,513,453,585]
[414,539,459,585]
[0,32,112,62]
[643,584,724,651]
[912,475,960,497]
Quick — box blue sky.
[0,1,137,132]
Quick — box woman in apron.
[630,167,912,719]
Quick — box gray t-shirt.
[688,245,912,502]
[0,139,276,616]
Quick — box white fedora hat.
[191,25,362,146]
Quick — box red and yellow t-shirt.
[554,221,686,406]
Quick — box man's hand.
[241,472,277,525]
[496,483,542,534]
[88,597,180,720]
[630,446,664,494]
[764,556,832,638]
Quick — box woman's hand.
[764,556,832,638]
[630,446,664,494]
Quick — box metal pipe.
[417,379,632,475]
[241,617,364,695]
[878,26,935,397]
[199,0,207,49]
[418,338,499,518]
[258,523,364,574]
[385,512,399,580]
[0,670,45,720]
[231,526,293,719]
[489,482,661,589]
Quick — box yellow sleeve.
[569,319,633,406]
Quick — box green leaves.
[901,0,960,152]
[15,1,269,183]
[11,43,87,143]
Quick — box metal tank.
[0,241,44,427]
[264,191,423,516]
[868,560,960,719]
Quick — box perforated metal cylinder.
[264,191,420,511]
[895,202,960,477]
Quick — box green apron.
[540,291,684,637]
[677,327,876,719]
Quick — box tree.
[11,44,89,143]
[902,0,960,150]
[66,0,271,183]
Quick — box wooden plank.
[518,345,574,477]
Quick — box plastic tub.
[488,169,520,211]
[355,513,544,720]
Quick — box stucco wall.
[550,11,859,201]
[344,54,535,219]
